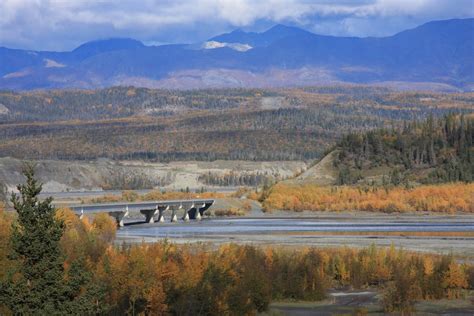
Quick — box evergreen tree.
[335,114,474,185]
[0,165,106,315]
[0,164,66,314]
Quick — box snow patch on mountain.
[44,59,66,68]
[202,41,252,52]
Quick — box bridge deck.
[67,199,215,214]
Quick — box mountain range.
[0,18,473,91]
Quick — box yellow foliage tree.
[442,262,468,299]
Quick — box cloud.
[0,0,473,50]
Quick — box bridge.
[68,199,214,227]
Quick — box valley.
[1,4,473,315]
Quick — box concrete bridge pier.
[196,203,206,221]
[196,210,202,220]
[109,206,129,227]
[171,206,179,222]
[157,205,169,222]
[182,203,193,221]
[140,206,159,224]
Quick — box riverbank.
[267,291,474,315]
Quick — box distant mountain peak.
[263,24,312,36]
[73,38,144,51]
[72,38,145,59]
[265,24,297,32]
[420,17,473,27]
[209,24,311,48]
[229,28,245,34]
[392,17,474,37]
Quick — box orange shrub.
[263,183,474,213]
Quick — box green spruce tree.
[0,164,66,314]
[0,165,106,315]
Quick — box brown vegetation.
[213,207,246,217]
[262,183,474,213]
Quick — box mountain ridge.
[0,18,473,90]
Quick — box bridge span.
[68,199,214,227]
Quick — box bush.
[214,208,245,217]
[262,183,474,213]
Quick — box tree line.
[198,171,281,187]
[101,172,172,190]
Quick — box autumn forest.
[0,173,472,315]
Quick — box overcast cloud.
[1,0,473,51]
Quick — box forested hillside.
[0,86,472,161]
[334,114,474,184]
[0,87,264,122]
[198,171,282,187]
[1,86,472,123]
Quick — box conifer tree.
[0,164,66,314]
[0,165,106,315]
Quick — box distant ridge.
[209,24,313,47]
[71,38,145,59]
[0,18,473,90]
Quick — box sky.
[1,0,473,51]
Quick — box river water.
[116,217,474,256]
[118,217,474,238]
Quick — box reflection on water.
[118,218,474,239]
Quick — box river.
[116,217,474,257]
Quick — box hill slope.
[286,151,338,186]
[333,114,474,185]
[287,114,474,187]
